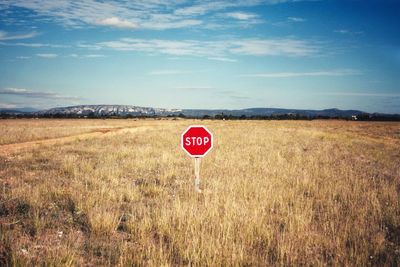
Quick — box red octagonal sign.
[181,125,213,157]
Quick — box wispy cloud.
[36,53,58,58]
[218,11,263,26]
[0,88,81,100]
[243,69,362,78]
[334,29,364,35]
[288,17,305,22]
[98,37,320,58]
[67,53,105,58]
[0,102,18,109]
[173,2,238,16]
[16,56,31,59]
[94,17,138,29]
[76,43,102,50]
[149,70,202,75]
[272,16,307,27]
[99,39,216,56]
[320,92,400,97]
[224,12,259,20]
[141,19,202,30]
[0,30,37,41]
[0,42,69,49]
[172,0,295,17]
[2,0,310,30]
[208,57,237,62]
[14,42,69,48]
[83,54,106,58]
[229,39,318,56]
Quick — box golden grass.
[0,119,399,266]
[0,119,143,145]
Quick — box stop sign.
[181,125,213,157]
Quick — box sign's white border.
[181,125,214,158]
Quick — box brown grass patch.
[0,119,399,266]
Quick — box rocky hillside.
[36,105,182,116]
[3,105,398,120]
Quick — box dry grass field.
[0,119,399,266]
[0,119,136,145]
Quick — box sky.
[0,0,399,113]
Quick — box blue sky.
[0,0,399,113]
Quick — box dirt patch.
[0,127,142,157]
[0,199,31,218]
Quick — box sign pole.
[194,157,201,193]
[181,125,213,193]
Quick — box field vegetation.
[0,119,140,145]
[0,119,399,266]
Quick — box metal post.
[194,157,201,193]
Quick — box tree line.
[1,111,400,121]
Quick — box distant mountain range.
[0,107,39,114]
[36,105,180,117]
[1,105,399,120]
[180,107,367,118]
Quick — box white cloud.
[16,56,31,59]
[141,19,202,30]
[288,17,305,22]
[95,17,138,29]
[229,39,318,57]
[0,88,28,94]
[98,37,319,58]
[224,12,258,20]
[76,43,102,50]
[99,38,216,56]
[174,2,235,16]
[243,69,362,78]
[67,53,105,58]
[0,42,69,48]
[0,87,81,100]
[321,92,400,97]
[334,29,363,35]
[84,54,106,58]
[2,0,309,30]
[208,57,237,62]
[14,42,69,48]
[0,103,18,109]
[0,30,37,41]
[36,53,58,58]
[173,0,307,17]
[149,70,200,75]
